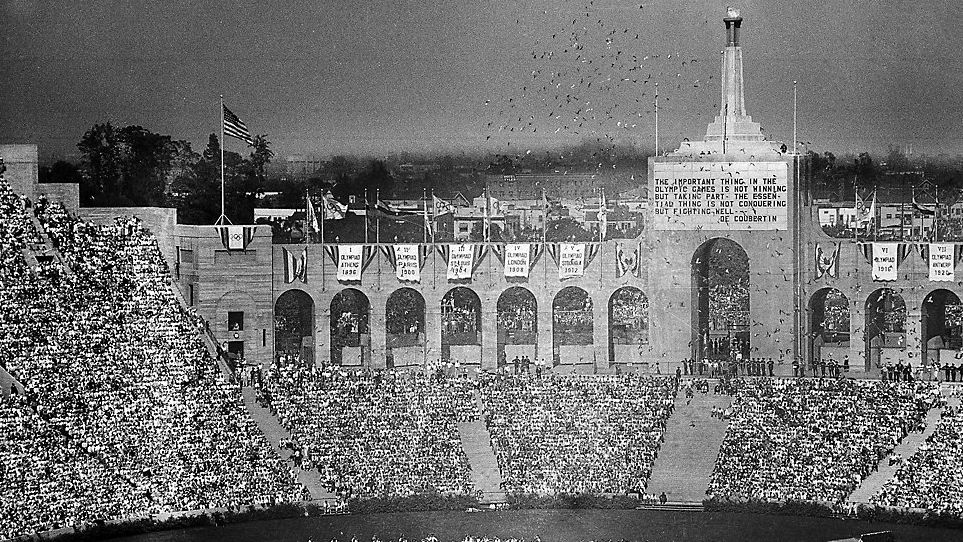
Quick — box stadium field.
[117,509,961,542]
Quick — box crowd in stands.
[497,301,536,333]
[0,176,306,539]
[708,378,938,505]
[872,402,963,515]
[480,373,676,495]
[443,305,479,335]
[257,358,478,500]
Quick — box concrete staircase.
[846,394,956,505]
[457,420,507,504]
[458,393,507,504]
[240,386,338,503]
[645,387,732,503]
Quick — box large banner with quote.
[652,161,789,230]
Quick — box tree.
[39,161,82,185]
[172,134,221,224]
[77,123,189,207]
[77,123,122,205]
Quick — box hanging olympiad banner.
[394,244,420,282]
[504,243,530,278]
[559,243,586,280]
[872,242,898,281]
[337,244,364,281]
[447,244,474,280]
[929,243,954,282]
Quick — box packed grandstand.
[4,173,963,539]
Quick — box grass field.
[119,509,962,542]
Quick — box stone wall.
[0,144,39,200]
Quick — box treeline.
[809,147,963,202]
[41,123,273,224]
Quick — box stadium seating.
[479,373,676,495]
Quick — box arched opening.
[330,288,370,366]
[553,286,593,365]
[496,286,538,370]
[691,238,750,369]
[275,289,315,364]
[808,288,850,369]
[922,289,962,367]
[609,287,649,363]
[441,287,482,365]
[385,288,426,368]
[864,288,906,373]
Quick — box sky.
[2,0,963,162]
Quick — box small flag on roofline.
[223,105,254,145]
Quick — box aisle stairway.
[845,393,956,505]
[240,386,338,502]
[645,387,732,503]
[458,393,507,504]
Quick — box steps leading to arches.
[457,419,507,504]
[458,392,507,504]
[240,386,339,502]
[645,387,732,503]
[845,394,955,505]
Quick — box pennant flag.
[321,192,347,220]
[929,243,954,282]
[393,244,421,282]
[436,244,451,264]
[504,243,530,278]
[423,200,432,240]
[859,243,873,264]
[306,196,320,234]
[814,243,841,280]
[547,243,561,267]
[855,190,876,228]
[447,244,474,280]
[913,194,937,217]
[433,195,455,216]
[615,241,641,278]
[872,242,898,281]
[896,243,913,266]
[336,244,364,282]
[376,199,418,216]
[223,105,254,145]
[217,225,255,251]
[584,243,601,268]
[559,243,586,280]
[283,247,307,283]
[598,190,608,240]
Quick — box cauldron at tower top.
[673,8,784,157]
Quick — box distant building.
[483,172,638,200]
[285,155,324,179]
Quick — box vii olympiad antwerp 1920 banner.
[652,161,789,231]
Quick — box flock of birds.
[482,1,722,161]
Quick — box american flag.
[223,104,254,145]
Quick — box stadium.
[3,7,963,542]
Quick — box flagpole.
[376,189,381,245]
[792,81,797,157]
[364,188,369,244]
[219,95,226,225]
[654,83,659,156]
[423,188,428,244]
[320,192,325,291]
[430,189,436,245]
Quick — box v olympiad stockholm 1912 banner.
[652,161,789,231]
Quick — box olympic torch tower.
[644,7,805,374]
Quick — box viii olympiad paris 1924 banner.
[652,161,789,231]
